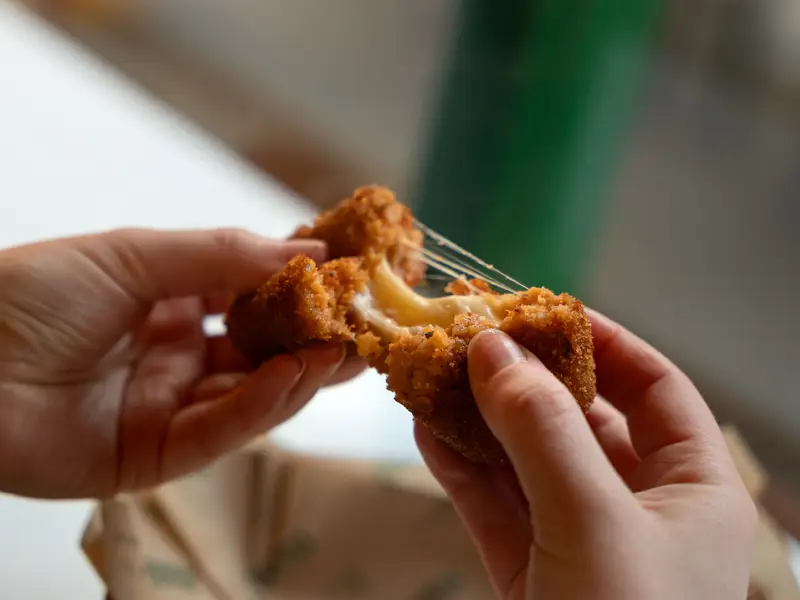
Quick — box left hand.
[0,228,365,499]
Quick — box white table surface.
[1,4,798,598]
[0,4,418,598]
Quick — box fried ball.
[381,294,595,464]
[291,184,425,285]
[225,185,597,464]
[226,255,368,364]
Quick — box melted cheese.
[352,260,512,337]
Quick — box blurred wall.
[588,1,800,480]
[134,0,461,200]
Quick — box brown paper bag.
[82,496,219,600]
[761,479,800,544]
[245,446,490,600]
[82,427,800,600]
[83,445,492,600]
[722,428,800,600]
[152,452,259,600]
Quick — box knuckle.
[109,236,151,291]
[491,363,576,423]
[0,253,33,287]
[594,319,624,357]
[78,229,153,297]
[211,228,258,255]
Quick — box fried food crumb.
[292,185,425,285]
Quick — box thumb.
[80,227,326,300]
[468,330,627,516]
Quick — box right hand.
[415,310,757,600]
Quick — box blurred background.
[9,0,800,485]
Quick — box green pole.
[414,0,662,296]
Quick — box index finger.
[587,309,724,466]
[78,228,328,301]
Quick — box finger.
[206,336,362,385]
[587,309,724,465]
[190,373,247,403]
[586,397,640,483]
[146,296,205,336]
[468,330,628,516]
[81,228,327,301]
[274,344,346,422]
[205,335,251,374]
[189,365,359,406]
[415,424,531,599]
[192,344,348,407]
[203,291,236,316]
[161,344,343,482]
[324,343,368,386]
[161,354,303,481]
[325,355,368,386]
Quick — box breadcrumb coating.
[226,255,368,364]
[291,185,425,286]
[225,185,597,464]
[381,292,595,464]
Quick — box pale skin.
[0,228,366,498]
[416,320,758,600]
[0,229,756,598]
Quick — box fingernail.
[279,355,306,414]
[469,330,526,383]
[299,343,347,378]
[288,354,306,388]
[327,343,347,379]
[253,354,305,420]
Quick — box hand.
[415,310,757,600]
[0,228,365,499]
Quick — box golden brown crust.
[354,331,390,375]
[379,291,595,464]
[504,290,596,412]
[226,185,597,465]
[225,255,368,366]
[291,185,425,285]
